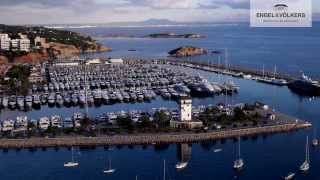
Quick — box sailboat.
[312,127,319,147]
[64,147,79,167]
[233,137,244,170]
[299,136,310,172]
[103,159,116,174]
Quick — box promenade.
[0,121,311,149]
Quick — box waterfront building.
[86,59,102,65]
[34,36,49,49]
[170,96,203,129]
[20,38,31,52]
[108,58,124,65]
[0,33,9,39]
[18,33,28,39]
[53,61,80,66]
[180,96,192,121]
[11,39,20,51]
[0,36,11,51]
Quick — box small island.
[168,46,208,57]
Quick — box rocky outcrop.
[13,51,49,64]
[168,46,208,57]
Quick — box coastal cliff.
[169,46,208,57]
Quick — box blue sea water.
[1,24,320,180]
[74,23,320,79]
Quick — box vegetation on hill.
[168,46,208,57]
[0,24,96,50]
[5,65,30,95]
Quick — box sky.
[0,0,319,25]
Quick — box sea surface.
[72,22,320,79]
[1,24,320,180]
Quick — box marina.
[0,61,239,111]
[0,22,319,180]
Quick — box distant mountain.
[43,19,242,29]
[105,19,179,27]
[138,19,177,25]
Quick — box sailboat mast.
[225,49,228,107]
[306,136,309,163]
[163,159,166,180]
[218,56,221,83]
[84,62,89,117]
[71,147,74,162]
[238,137,241,159]
[274,65,277,79]
[262,64,265,78]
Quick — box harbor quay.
[0,121,311,149]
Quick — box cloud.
[0,0,318,24]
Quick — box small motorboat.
[213,148,222,153]
[175,162,188,170]
[64,147,79,168]
[284,172,295,180]
[103,159,116,174]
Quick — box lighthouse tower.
[179,96,192,122]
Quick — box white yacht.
[64,147,79,168]
[103,159,116,174]
[284,172,295,180]
[175,162,188,170]
[213,148,222,153]
[233,137,244,170]
[312,128,318,146]
[2,119,15,132]
[51,115,62,128]
[299,136,310,172]
[38,117,50,130]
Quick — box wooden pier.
[0,122,311,149]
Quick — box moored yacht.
[299,136,310,172]
[103,159,116,174]
[32,94,41,109]
[39,117,50,130]
[64,147,79,168]
[175,162,188,170]
[233,137,244,170]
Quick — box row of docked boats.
[0,95,41,110]
[0,113,85,132]
[173,62,289,86]
[2,78,238,111]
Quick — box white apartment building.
[11,39,20,51]
[20,38,30,52]
[0,36,11,51]
[0,33,9,39]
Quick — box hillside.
[0,24,111,63]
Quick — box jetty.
[0,121,311,149]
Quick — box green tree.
[154,111,171,128]
[116,116,134,130]
[137,115,152,129]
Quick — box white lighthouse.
[170,96,203,129]
[179,96,192,121]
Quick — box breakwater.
[0,122,311,149]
